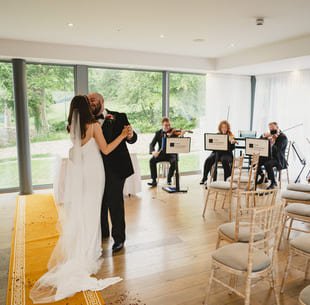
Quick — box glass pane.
[89,68,162,176]
[0,62,19,189]
[169,73,206,173]
[27,64,74,185]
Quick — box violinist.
[200,120,237,187]
[256,122,288,189]
[147,117,180,187]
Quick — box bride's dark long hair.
[67,95,96,139]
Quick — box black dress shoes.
[267,182,278,190]
[200,179,206,185]
[112,242,124,253]
[147,180,157,187]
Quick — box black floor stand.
[162,159,188,193]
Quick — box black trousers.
[101,169,126,243]
[257,157,279,183]
[202,152,233,181]
[150,153,176,182]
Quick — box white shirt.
[98,109,108,126]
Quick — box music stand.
[162,137,191,193]
[291,141,307,183]
[245,138,269,157]
[204,133,229,181]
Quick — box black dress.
[202,135,235,182]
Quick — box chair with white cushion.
[202,156,244,220]
[299,285,310,305]
[216,189,277,248]
[204,203,284,305]
[278,190,310,244]
[287,183,310,193]
[281,234,310,293]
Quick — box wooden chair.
[204,203,284,305]
[287,183,310,193]
[202,156,244,221]
[216,189,277,248]
[299,285,310,305]
[281,234,310,293]
[228,153,260,191]
[277,140,291,189]
[156,161,171,184]
[278,190,310,245]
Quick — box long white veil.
[30,110,122,303]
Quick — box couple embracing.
[30,93,137,303]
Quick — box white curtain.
[253,70,310,182]
[198,73,251,167]
[203,73,251,135]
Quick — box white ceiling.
[1,0,310,58]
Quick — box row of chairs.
[203,169,310,304]
[279,184,310,305]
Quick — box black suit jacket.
[149,129,165,154]
[271,132,288,169]
[101,109,137,179]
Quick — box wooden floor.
[0,175,309,305]
[96,176,309,305]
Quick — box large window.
[169,72,206,173]
[89,68,163,176]
[0,63,18,189]
[26,64,74,185]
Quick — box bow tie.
[95,114,105,120]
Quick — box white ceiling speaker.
[256,17,264,26]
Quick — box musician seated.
[147,118,180,187]
[256,122,288,189]
[200,120,237,187]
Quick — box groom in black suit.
[88,92,137,252]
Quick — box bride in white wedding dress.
[30,95,128,303]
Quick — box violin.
[166,128,193,137]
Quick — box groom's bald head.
[88,92,104,115]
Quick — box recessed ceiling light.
[160,34,165,38]
[67,23,74,27]
[193,38,205,43]
[229,42,235,48]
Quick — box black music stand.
[245,138,270,190]
[162,137,191,193]
[245,138,269,158]
[291,141,307,183]
[306,138,310,181]
[204,133,229,182]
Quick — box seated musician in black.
[200,120,237,187]
[147,117,180,187]
[257,122,288,189]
